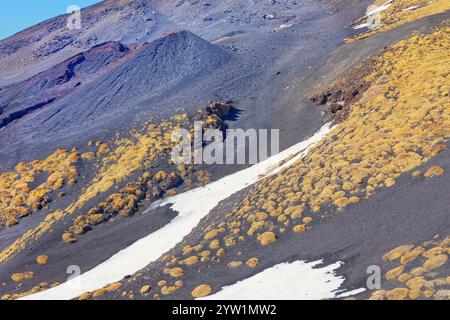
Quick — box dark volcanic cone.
[0,30,231,151]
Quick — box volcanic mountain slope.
[0,30,230,148]
[0,0,449,301]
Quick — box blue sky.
[0,1,102,40]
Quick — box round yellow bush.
[140,285,151,295]
[191,284,212,298]
[293,224,306,233]
[246,257,259,268]
[169,267,185,278]
[257,232,277,245]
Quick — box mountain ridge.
[0,30,231,151]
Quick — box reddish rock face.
[0,41,130,130]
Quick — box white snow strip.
[200,260,366,300]
[367,1,393,16]
[352,0,393,30]
[273,22,294,32]
[24,123,332,300]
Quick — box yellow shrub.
[191,285,212,298]
[257,232,277,245]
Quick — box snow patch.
[200,260,366,300]
[24,123,332,300]
[352,0,393,30]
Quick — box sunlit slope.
[98,24,450,300]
